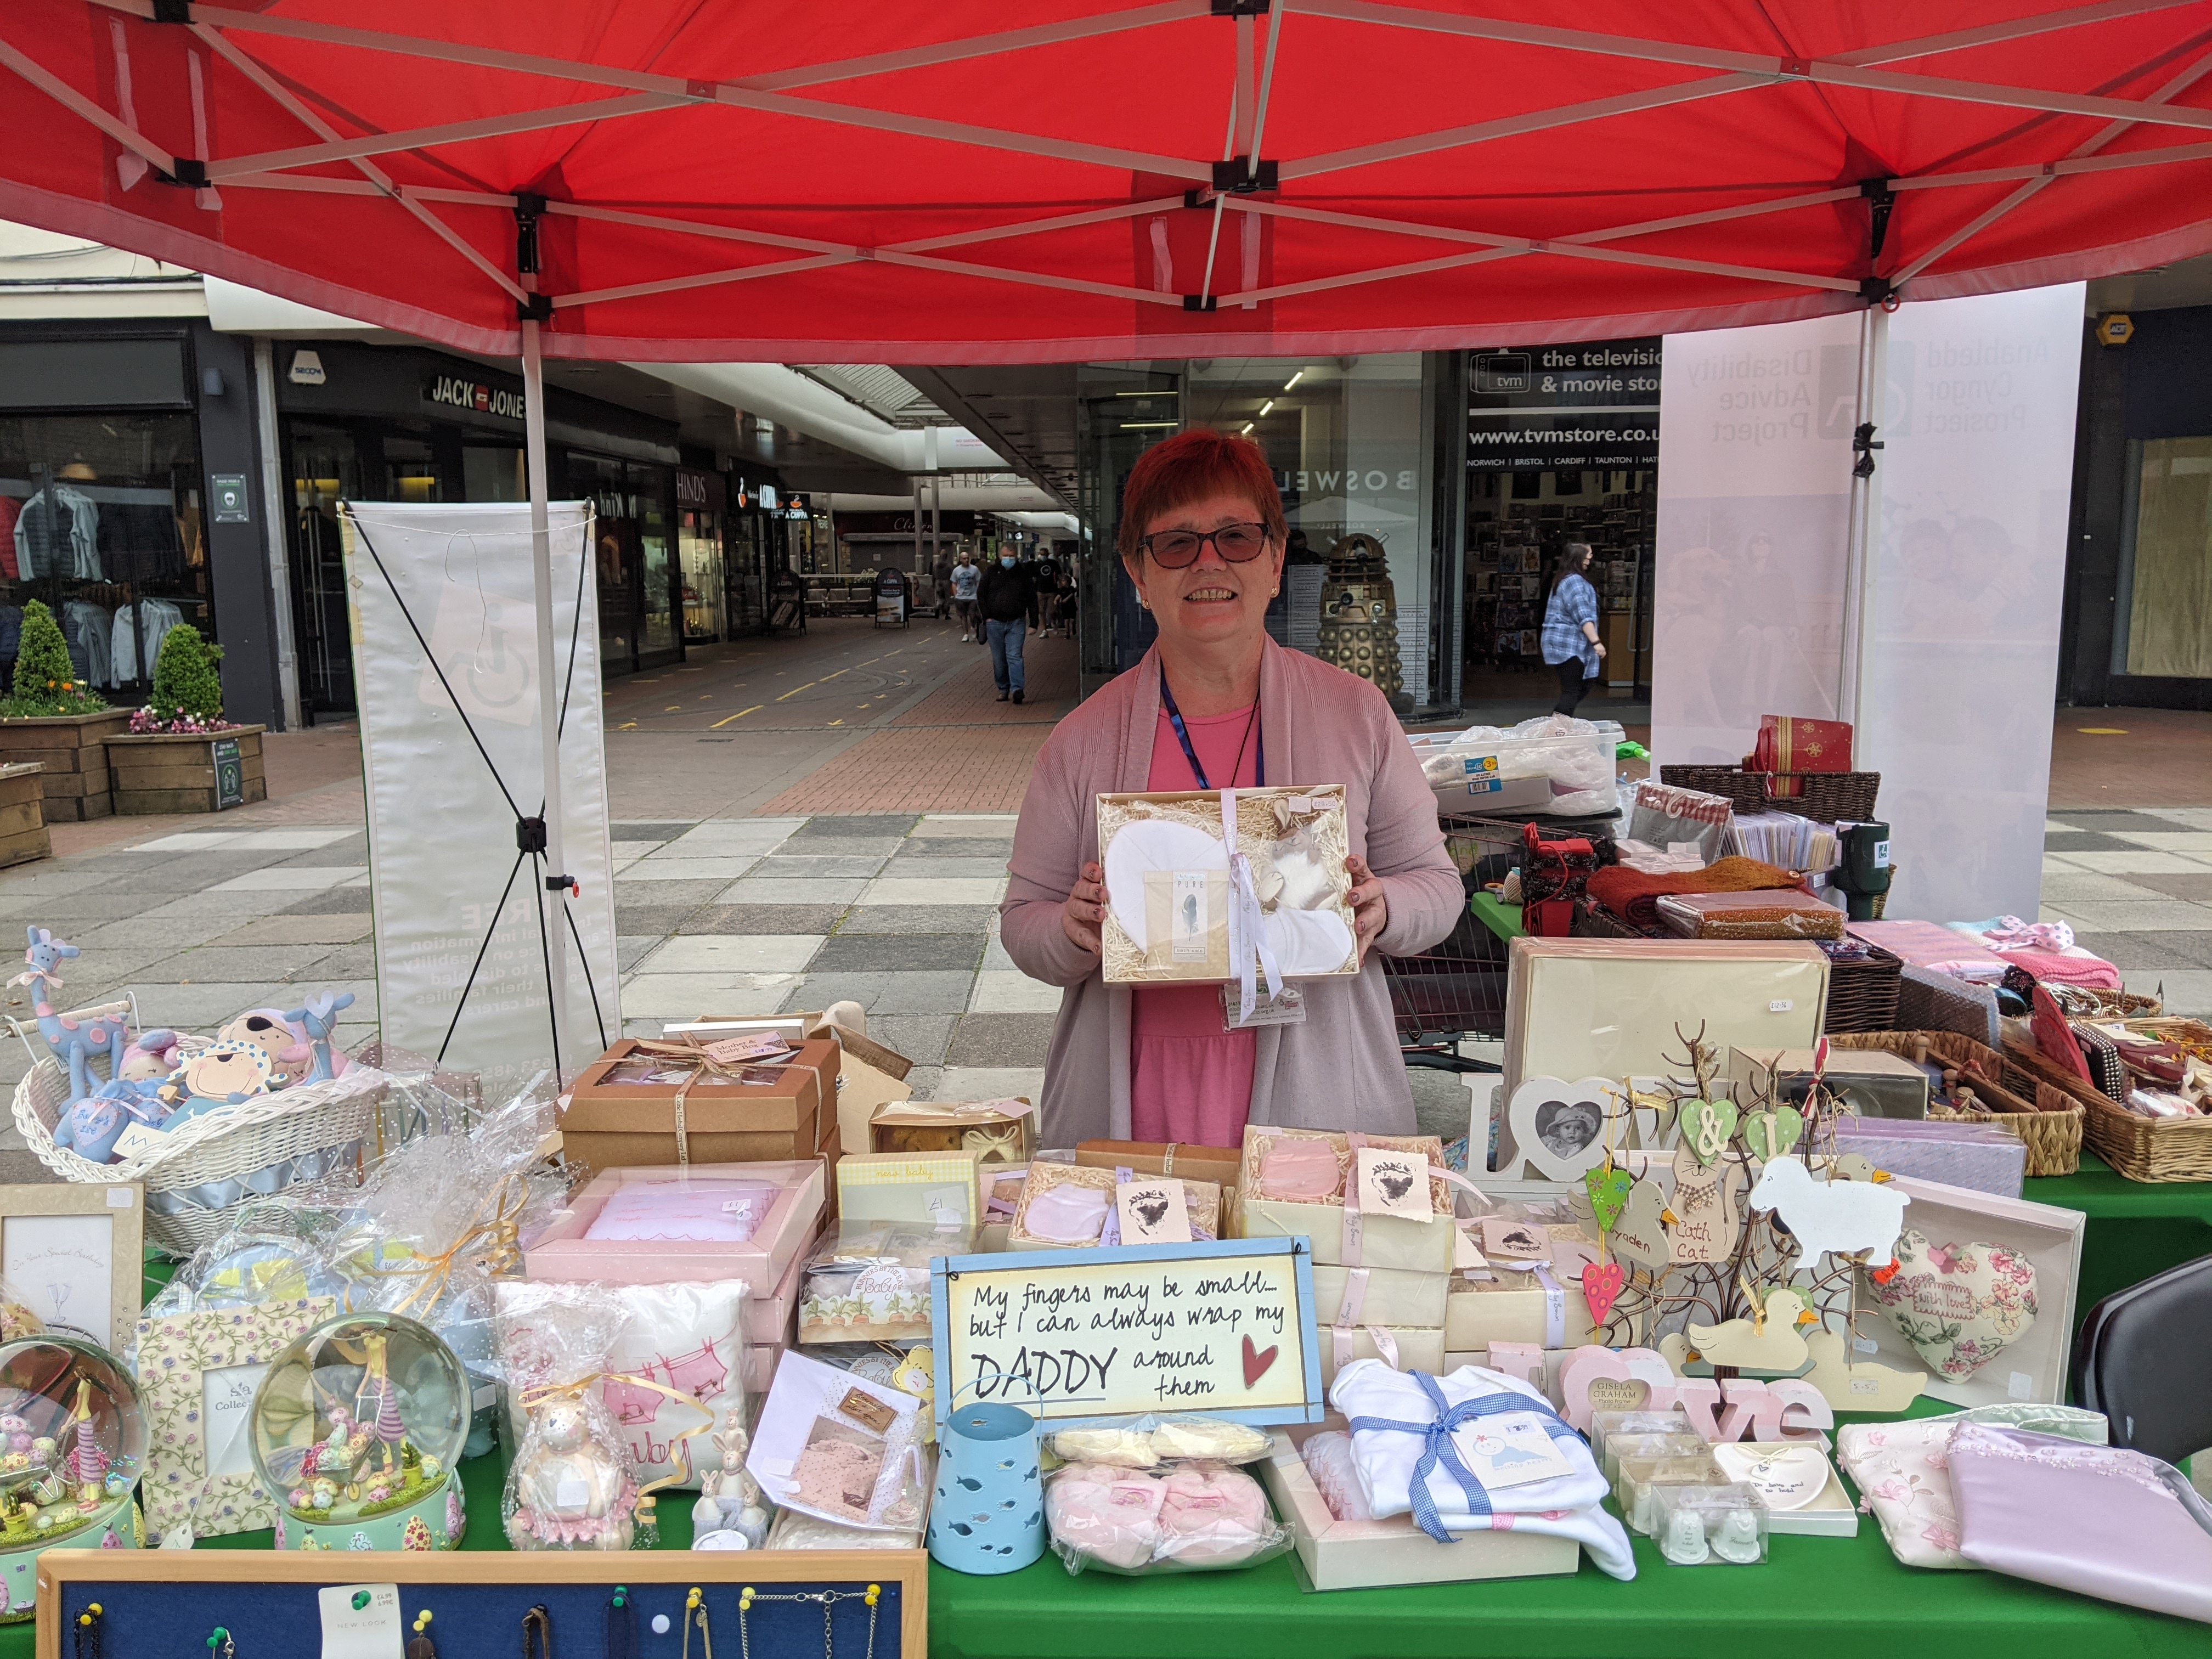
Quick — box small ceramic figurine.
[1659,1505,1711,1566]
[505,1400,636,1551]
[689,1423,769,1549]
[1712,1505,1764,1564]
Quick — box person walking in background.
[1541,541,1604,715]
[949,550,981,641]
[930,549,954,618]
[977,543,1036,703]
[1031,552,1064,637]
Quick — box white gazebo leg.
[1838,301,1890,732]
[521,313,575,1074]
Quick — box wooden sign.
[931,1237,1323,1429]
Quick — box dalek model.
[1315,534,1409,711]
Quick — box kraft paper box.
[524,1159,827,1290]
[1503,937,1830,1106]
[1312,1262,1448,1328]
[836,1150,984,1230]
[561,1037,836,1170]
[667,1014,916,1159]
[1262,1421,1578,1590]
[1445,1273,1599,1351]
[1232,1126,1456,1271]
[1316,1325,1447,1386]
[1096,786,1358,986]
[1076,1139,1244,1194]
[869,1098,1036,1165]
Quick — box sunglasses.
[1138,522,1272,569]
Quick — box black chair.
[2070,1253,2212,1464]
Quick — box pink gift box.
[525,1160,828,1292]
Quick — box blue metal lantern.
[927,1381,1043,1575]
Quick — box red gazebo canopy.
[3,0,2209,363]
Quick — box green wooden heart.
[1680,1097,1739,1166]
[1742,1104,1805,1161]
[1584,1164,1633,1232]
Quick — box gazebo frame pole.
[521,313,575,1071]
[1838,301,1889,731]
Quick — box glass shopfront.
[676,468,727,645]
[0,410,212,702]
[572,451,680,673]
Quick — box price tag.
[1769,1000,1794,1013]
[317,1584,403,1659]
[1450,1412,1572,1489]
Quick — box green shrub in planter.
[0,601,107,716]
[146,624,227,727]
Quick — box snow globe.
[0,1336,145,1621]
[250,1311,469,1551]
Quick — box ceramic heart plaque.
[1679,1097,1739,1166]
[1712,1442,1829,1510]
[1741,1105,1804,1162]
[1584,1164,1633,1232]
[1503,1076,1616,1182]
[1866,1230,2039,1381]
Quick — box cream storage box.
[1313,1263,1448,1328]
[1232,1126,1457,1272]
[1317,1325,1447,1387]
[1096,786,1357,985]
[1445,1273,1600,1351]
[835,1149,984,1229]
[1261,1422,1578,1590]
[1730,1045,1931,1120]
[1502,938,1830,1107]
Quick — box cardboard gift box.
[1007,1161,1222,1249]
[1232,1126,1457,1271]
[524,1159,828,1290]
[869,1098,1035,1164]
[1096,785,1358,986]
[836,1150,984,1229]
[1503,937,1829,1105]
[1316,1325,1447,1386]
[1752,714,1854,777]
[561,1037,837,1170]
[742,1223,811,1347]
[665,1014,916,1158]
[1261,1421,1578,1590]
[1852,1174,2084,1410]
[1445,1273,1599,1351]
[1075,1139,1243,1194]
[1313,1263,1448,1328]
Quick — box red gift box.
[1750,715,1854,799]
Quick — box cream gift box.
[1502,937,1830,1107]
[1730,1045,1930,1120]
[1260,1421,1578,1591]
[1096,786,1358,985]
[1445,1273,1599,1351]
[1851,1174,2084,1409]
[1232,1126,1457,1271]
[1316,1325,1447,1387]
[836,1149,985,1229]
[1313,1263,1448,1328]
[524,1159,827,1290]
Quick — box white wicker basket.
[12,1059,387,1255]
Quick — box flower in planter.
[133,625,241,734]
[2,602,107,718]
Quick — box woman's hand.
[1346,853,1389,962]
[1594,642,1607,659]
[1062,860,1110,954]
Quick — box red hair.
[1116,428,1286,563]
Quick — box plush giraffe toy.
[11,928,129,1104]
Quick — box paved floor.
[5,618,2210,1183]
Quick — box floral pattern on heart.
[1866,1229,2038,1380]
[1583,1165,1633,1232]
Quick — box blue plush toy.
[154,1040,275,1127]
[52,1076,172,1164]
[284,991,356,1084]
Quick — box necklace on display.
[522,1605,552,1659]
[72,1604,102,1659]
[737,1584,881,1659]
[681,1588,712,1659]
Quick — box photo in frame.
[0,1181,144,1355]
[135,1295,338,1541]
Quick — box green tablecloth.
[2028,1149,2212,1323]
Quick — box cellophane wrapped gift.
[1096,786,1356,985]
[798,1222,971,1344]
[497,1289,644,1550]
[1045,1456,1291,1575]
[1045,1415,1273,1469]
[746,1349,928,1533]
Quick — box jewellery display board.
[35,1549,924,1659]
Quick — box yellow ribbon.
[357,1172,530,1320]
[631,1036,788,1167]
[519,1372,710,1497]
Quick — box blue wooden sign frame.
[929,1235,1323,1431]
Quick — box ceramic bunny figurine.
[689,1421,769,1548]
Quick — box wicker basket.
[12,1058,386,1254]
[1658,764,1881,823]
[1830,1030,2083,1176]
[1822,945,1903,1035]
[2006,1017,2212,1182]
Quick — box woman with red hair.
[1001,428,1461,1146]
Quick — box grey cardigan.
[1000,639,1464,1144]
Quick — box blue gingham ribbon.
[1346,1373,1583,1543]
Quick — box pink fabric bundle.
[1156,1463,1272,1566]
[1046,1463,1166,1570]
[582,1180,777,1242]
[1299,1430,1373,1521]
[1989,946,2122,991]
[1256,1136,1341,1200]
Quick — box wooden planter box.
[0,761,50,867]
[0,708,131,820]
[106,725,267,815]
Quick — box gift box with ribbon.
[559,1036,838,1172]
[1750,715,1854,800]
[868,1098,1036,1164]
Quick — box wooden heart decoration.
[1242,1334,1279,1388]
[1741,1104,1804,1162]
[1584,1165,1633,1233]
[1501,1076,1617,1182]
[1679,1097,1739,1166]
[1582,1261,1627,1331]
[1583,1375,1649,1417]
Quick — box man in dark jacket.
[975,548,1036,703]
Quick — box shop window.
[464,445,527,503]
[2113,435,2212,680]
[0,412,210,699]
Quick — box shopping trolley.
[1379,808,1622,1074]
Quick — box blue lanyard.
[1159,667,1263,790]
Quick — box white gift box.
[1312,1263,1448,1328]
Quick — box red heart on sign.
[1242,1334,1278,1388]
[1582,1262,1627,1330]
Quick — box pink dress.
[1129,703,1260,1147]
